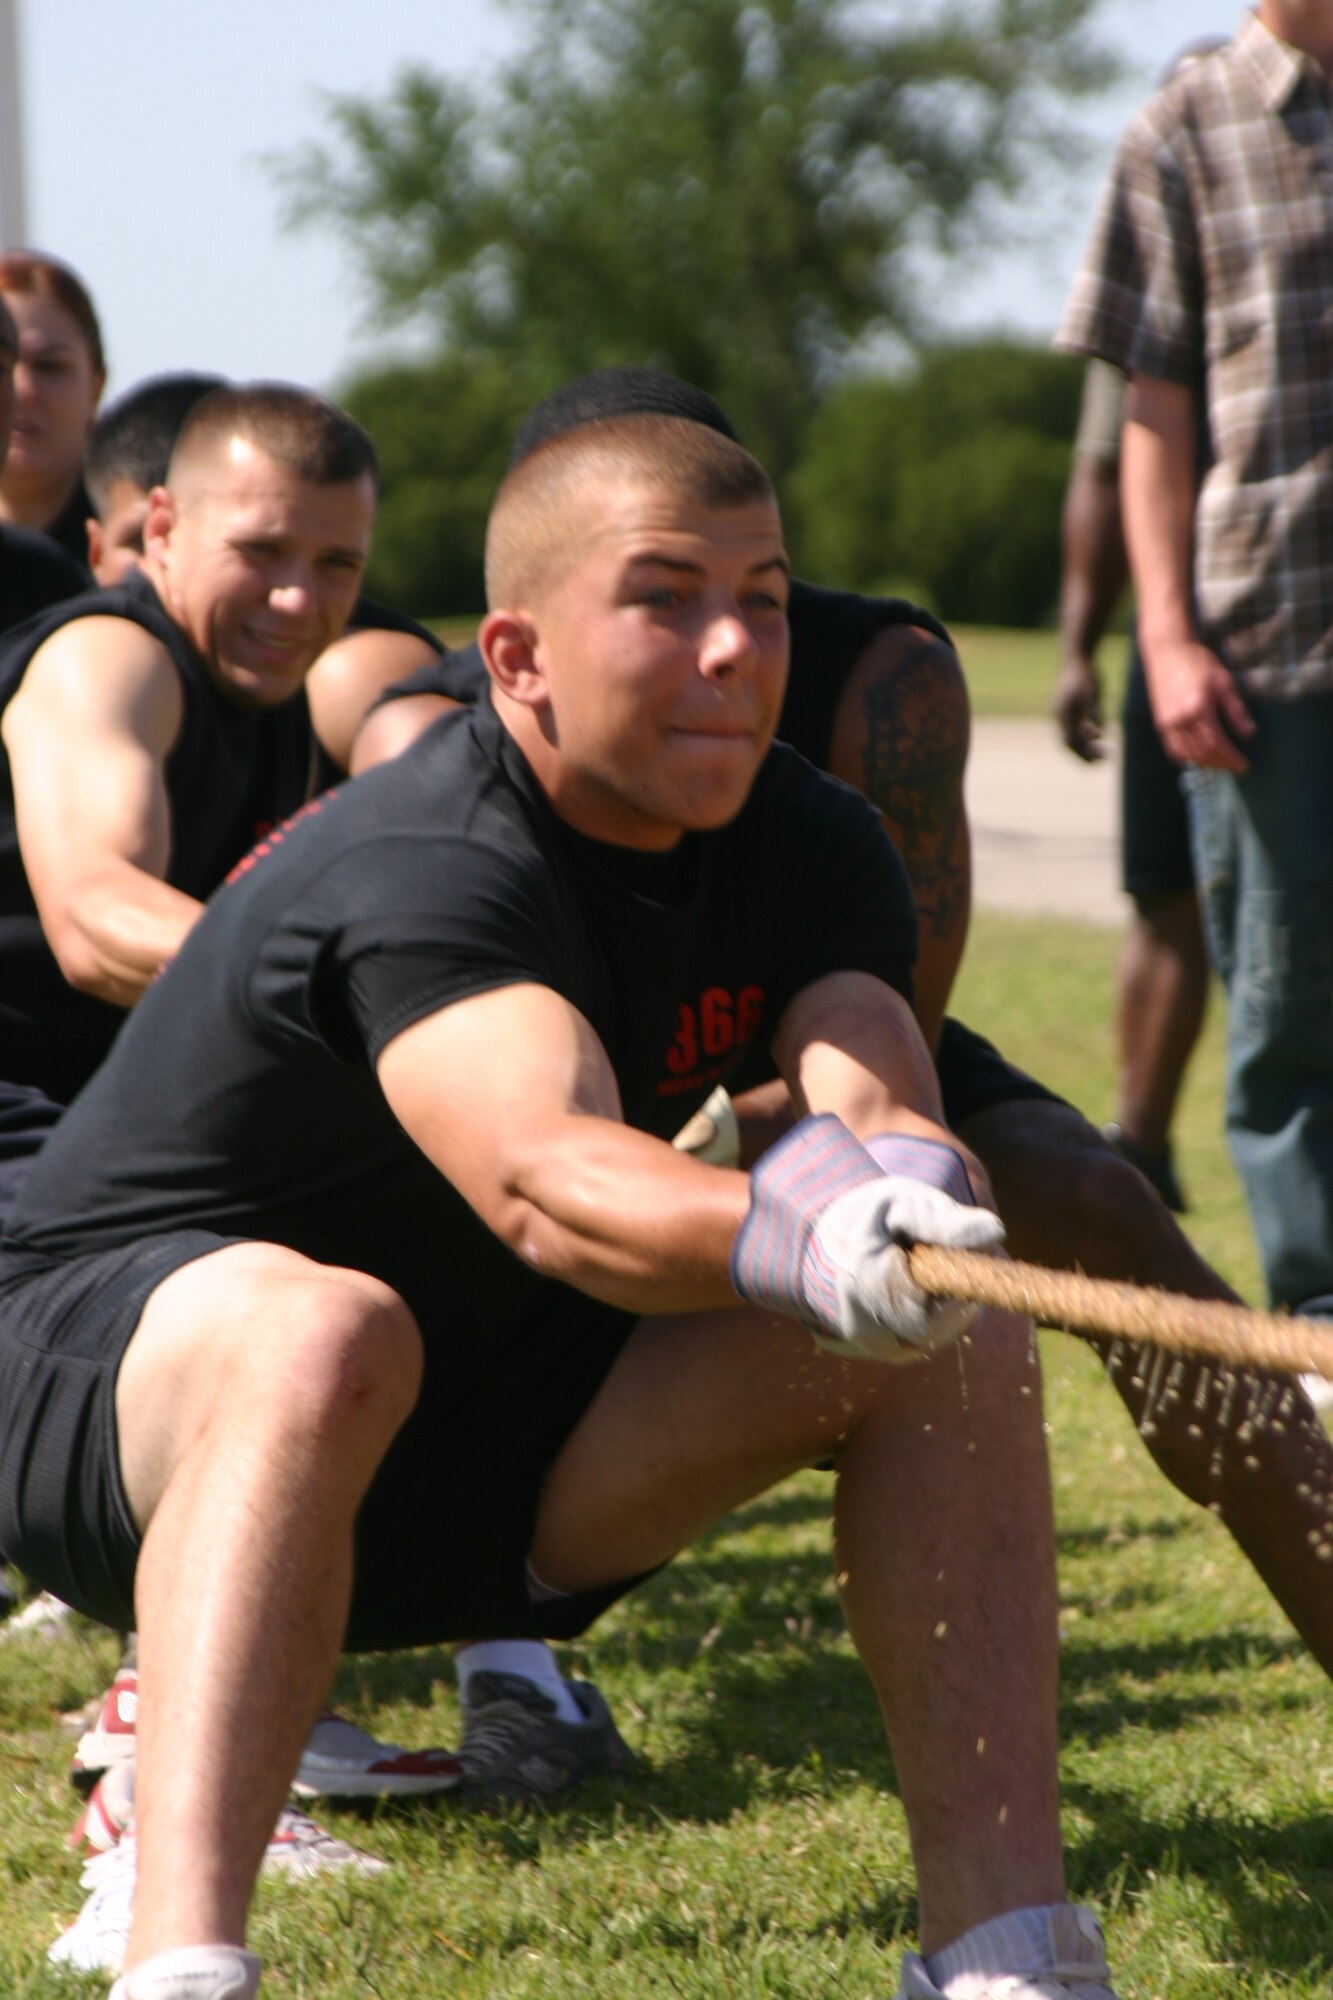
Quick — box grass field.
[4,908,1330,1998]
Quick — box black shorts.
[0,1078,64,1227]
[1121,636,1196,901]
[936,1018,1067,1129]
[0,1229,646,1651]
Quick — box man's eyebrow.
[626,550,791,576]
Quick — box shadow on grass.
[1064,1783,1333,1979]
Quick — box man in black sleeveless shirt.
[0,416,1118,2000]
[0,380,442,1138]
[355,370,1333,1728]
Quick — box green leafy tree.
[787,340,1082,624]
[275,0,1116,483]
[340,353,526,616]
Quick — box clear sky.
[13,0,1240,401]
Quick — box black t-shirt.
[0,571,324,1103]
[0,521,88,638]
[9,691,917,1344]
[369,578,954,769]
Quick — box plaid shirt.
[1059,12,1333,697]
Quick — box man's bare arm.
[306,628,444,773]
[349,689,460,777]
[825,625,971,1048]
[377,969,979,1317]
[2,618,202,1005]
[1054,452,1128,762]
[1122,374,1254,771]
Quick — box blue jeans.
[1186,694,1333,1316]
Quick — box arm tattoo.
[858,636,970,946]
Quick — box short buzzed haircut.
[168,381,379,495]
[85,372,227,517]
[486,414,775,611]
[510,366,738,465]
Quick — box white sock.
[109,1943,262,2000]
[455,1640,584,1724]
[925,1905,1067,1997]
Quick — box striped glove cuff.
[731,1114,881,1317]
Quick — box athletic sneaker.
[48,1836,136,1973]
[54,1810,388,1974]
[457,1670,634,1806]
[72,1669,460,1801]
[292,1707,461,1799]
[69,1759,137,1858]
[109,1944,262,2000]
[897,1905,1116,1999]
[0,1586,74,1640]
[71,1665,139,1790]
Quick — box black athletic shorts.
[936,1018,1067,1129]
[0,1229,648,1650]
[0,1078,64,1226]
[1120,636,1196,902]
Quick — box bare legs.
[114,1245,422,1970]
[1114,890,1209,1160]
[533,1301,1064,1953]
[960,1097,1333,1672]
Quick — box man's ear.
[479,608,547,707]
[85,518,103,575]
[142,485,176,565]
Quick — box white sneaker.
[54,1809,388,1974]
[48,1837,136,1972]
[898,1905,1116,1999]
[109,1943,262,1999]
[0,1586,74,1640]
[260,1804,391,1882]
[293,1707,460,1799]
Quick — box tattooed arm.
[824,624,972,1049]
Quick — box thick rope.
[906,1244,1333,1383]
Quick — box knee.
[265,1275,423,1441]
[990,1114,1175,1276]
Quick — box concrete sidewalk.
[967,717,1127,927]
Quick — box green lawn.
[4,914,1329,1997]
[950,624,1133,724]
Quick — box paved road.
[967,717,1126,926]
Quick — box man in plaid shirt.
[1060,3,1333,1341]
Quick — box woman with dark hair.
[0,250,105,570]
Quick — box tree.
[340,353,527,616]
[274,0,1116,482]
[786,341,1082,624]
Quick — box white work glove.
[808,1171,1004,1361]
[672,1084,742,1168]
[731,1114,1004,1363]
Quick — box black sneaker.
[457,1671,634,1807]
[1102,1125,1187,1213]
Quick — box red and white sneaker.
[71,1666,139,1791]
[69,1759,137,1858]
[71,1671,459,1802]
[293,1708,460,1799]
